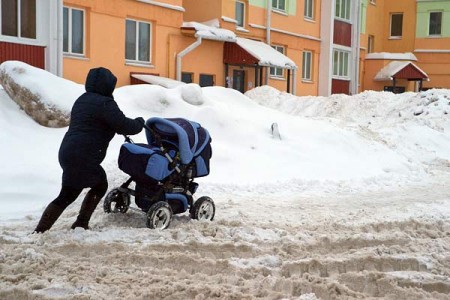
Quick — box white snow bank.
[0,60,84,113]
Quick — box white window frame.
[302,50,313,81]
[332,48,350,79]
[0,0,37,40]
[272,0,286,12]
[235,1,245,28]
[428,11,442,36]
[63,6,85,56]
[270,45,285,78]
[125,18,152,64]
[335,0,351,21]
[304,0,314,20]
[390,13,403,38]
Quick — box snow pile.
[245,85,450,125]
[246,86,450,173]
[0,61,83,127]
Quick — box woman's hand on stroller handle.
[123,135,133,143]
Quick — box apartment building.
[0,0,62,75]
[181,0,321,95]
[61,0,187,86]
[360,0,450,93]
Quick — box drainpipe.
[57,0,63,77]
[266,0,271,45]
[265,0,271,85]
[353,0,362,95]
[176,37,202,81]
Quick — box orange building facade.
[360,0,450,93]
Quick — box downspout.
[57,0,63,77]
[265,0,271,85]
[176,37,202,81]
[353,0,362,95]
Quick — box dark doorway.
[233,70,245,93]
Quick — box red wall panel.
[333,20,352,47]
[0,41,45,69]
[332,79,350,95]
[223,42,259,66]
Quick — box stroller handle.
[122,123,153,143]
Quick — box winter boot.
[34,203,66,233]
[71,192,102,230]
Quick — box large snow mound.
[0,61,84,127]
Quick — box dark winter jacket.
[59,67,144,188]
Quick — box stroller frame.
[104,117,215,229]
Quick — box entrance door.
[233,70,245,93]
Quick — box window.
[370,0,376,4]
[199,74,214,87]
[126,19,151,63]
[272,0,286,11]
[368,35,374,53]
[1,0,36,39]
[181,72,193,84]
[235,1,245,27]
[63,7,85,55]
[390,13,403,37]
[270,45,285,77]
[335,0,350,21]
[304,0,314,19]
[302,51,312,81]
[429,12,442,36]
[332,49,350,78]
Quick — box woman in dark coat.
[35,67,144,233]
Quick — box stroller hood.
[145,117,210,165]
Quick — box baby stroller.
[103,117,215,229]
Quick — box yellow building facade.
[361,0,450,92]
[60,0,322,95]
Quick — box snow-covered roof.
[131,74,185,88]
[366,52,417,61]
[236,37,297,69]
[181,20,296,69]
[182,19,236,42]
[374,61,429,81]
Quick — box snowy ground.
[0,62,449,299]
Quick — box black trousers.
[51,180,108,209]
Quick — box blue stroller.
[103,117,215,229]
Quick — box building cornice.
[136,0,185,12]
[248,23,321,42]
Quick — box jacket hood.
[85,67,117,97]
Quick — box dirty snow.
[0,62,449,299]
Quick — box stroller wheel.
[191,196,215,221]
[146,201,173,230]
[103,188,130,213]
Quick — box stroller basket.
[118,117,212,183]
